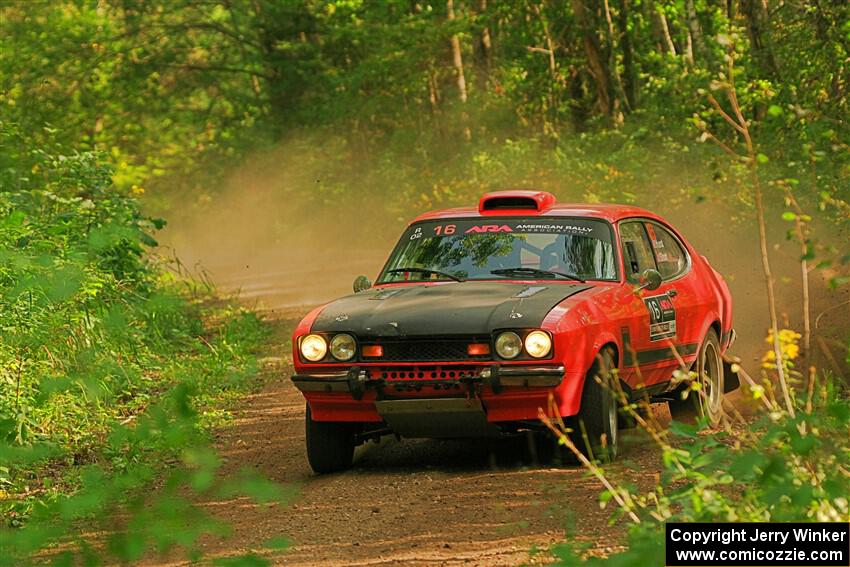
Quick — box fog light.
[467,343,491,356]
[362,345,383,358]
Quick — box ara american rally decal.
[405,217,614,243]
[644,292,677,341]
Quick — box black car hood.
[312,282,591,338]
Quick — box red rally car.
[291,190,738,473]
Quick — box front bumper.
[291,364,565,399]
[291,363,571,425]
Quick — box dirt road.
[181,308,664,566]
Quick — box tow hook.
[346,366,368,400]
[481,364,502,394]
[460,373,481,405]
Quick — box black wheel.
[305,404,356,474]
[573,348,619,462]
[669,329,724,426]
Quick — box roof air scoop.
[479,190,557,214]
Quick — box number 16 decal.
[643,293,676,341]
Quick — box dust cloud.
[160,141,849,378]
[162,143,399,310]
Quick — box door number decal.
[644,293,676,341]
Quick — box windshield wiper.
[490,267,586,283]
[385,267,465,282]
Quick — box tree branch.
[708,94,746,134]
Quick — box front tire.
[669,329,724,426]
[573,348,619,462]
[305,404,356,474]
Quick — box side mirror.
[636,268,662,292]
[353,275,372,293]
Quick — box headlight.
[329,333,356,361]
[524,330,552,358]
[300,334,327,362]
[495,331,522,359]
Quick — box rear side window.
[644,222,688,280]
[619,221,656,282]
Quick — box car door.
[641,219,702,369]
[617,220,688,389]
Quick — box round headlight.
[330,333,356,361]
[524,330,552,358]
[495,331,522,359]
[300,334,327,362]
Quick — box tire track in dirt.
[183,308,663,566]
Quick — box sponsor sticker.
[644,292,676,341]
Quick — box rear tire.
[669,329,724,426]
[305,404,356,474]
[573,348,619,462]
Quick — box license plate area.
[368,365,481,382]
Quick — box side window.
[644,222,688,279]
[619,221,656,282]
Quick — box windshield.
[378,217,619,283]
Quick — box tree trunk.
[531,2,560,133]
[569,68,590,131]
[684,0,706,62]
[530,3,557,78]
[651,1,677,56]
[619,0,637,108]
[603,0,629,117]
[428,69,441,113]
[427,67,445,138]
[447,0,469,103]
[479,0,492,71]
[570,0,615,119]
[740,0,780,80]
[684,30,694,65]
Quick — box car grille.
[361,338,491,362]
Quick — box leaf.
[790,434,816,455]
[756,153,770,164]
[781,211,797,221]
[768,105,783,117]
[241,474,288,504]
[139,232,158,247]
[264,536,291,550]
[668,420,698,438]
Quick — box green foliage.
[3,1,849,562]
[547,379,850,564]
[2,1,848,227]
[0,124,284,564]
